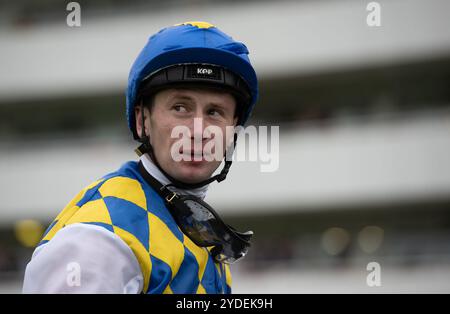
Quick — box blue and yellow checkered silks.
[38,161,232,294]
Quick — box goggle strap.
[138,161,180,203]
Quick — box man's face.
[135,87,238,184]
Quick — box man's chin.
[170,163,215,185]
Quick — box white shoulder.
[22,223,143,294]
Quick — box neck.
[139,153,209,200]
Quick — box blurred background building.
[1,0,450,293]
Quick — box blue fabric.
[148,255,173,294]
[103,196,150,251]
[170,247,200,294]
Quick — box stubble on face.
[138,87,237,184]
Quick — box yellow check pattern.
[39,161,232,294]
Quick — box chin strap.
[134,100,237,190]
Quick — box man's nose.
[187,116,210,142]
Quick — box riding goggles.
[138,161,253,264]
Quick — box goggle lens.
[170,197,253,264]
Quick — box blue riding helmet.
[126,21,259,140]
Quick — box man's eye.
[173,104,187,112]
[208,109,222,117]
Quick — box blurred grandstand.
[1,0,450,293]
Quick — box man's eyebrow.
[168,92,230,108]
[207,102,228,109]
[168,93,195,102]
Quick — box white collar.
[139,153,209,200]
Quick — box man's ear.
[135,106,143,138]
[135,105,150,138]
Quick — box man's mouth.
[180,149,207,161]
